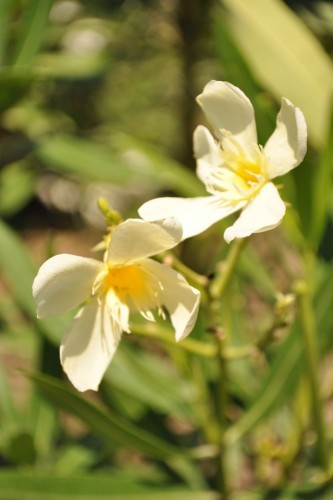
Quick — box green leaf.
[12,0,53,68]
[0,162,36,216]
[309,112,333,247]
[5,432,37,466]
[34,52,109,79]
[53,445,97,475]
[225,323,302,445]
[0,218,70,344]
[213,13,275,143]
[225,256,333,445]
[0,471,218,500]
[37,134,204,197]
[110,133,205,197]
[222,0,333,148]
[0,0,10,65]
[106,344,197,421]
[28,372,188,460]
[0,364,22,436]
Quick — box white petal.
[264,98,307,179]
[33,254,102,318]
[60,298,122,391]
[139,196,243,240]
[141,259,200,342]
[107,218,182,266]
[196,81,257,156]
[224,182,286,243]
[194,125,221,186]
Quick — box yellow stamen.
[209,135,269,203]
[93,263,162,315]
[103,265,149,303]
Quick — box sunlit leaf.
[221,0,333,147]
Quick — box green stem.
[215,337,230,498]
[295,279,331,475]
[164,252,209,289]
[210,238,247,299]
[208,238,247,499]
[132,322,217,357]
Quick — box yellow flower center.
[93,263,162,316]
[231,156,265,186]
[103,265,149,304]
[208,135,268,204]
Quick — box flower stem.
[215,335,230,499]
[210,238,247,299]
[208,238,247,499]
[132,322,217,357]
[294,279,331,475]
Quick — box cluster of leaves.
[1,0,333,498]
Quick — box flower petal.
[107,218,182,266]
[194,125,221,186]
[224,182,286,243]
[141,259,200,342]
[264,98,307,179]
[33,254,102,318]
[196,81,257,156]
[60,298,122,391]
[139,196,243,240]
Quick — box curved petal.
[60,298,122,391]
[139,196,243,240]
[224,182,286,243]
[264,98,307,179]
[141,259,200,342]
[107,218,182,266]
[196,81,257,156]
[194,125,221,186]
[33,254,102,318]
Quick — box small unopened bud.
[97,198,122,228]
[274,292,295,326]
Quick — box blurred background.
[1,0,333,498]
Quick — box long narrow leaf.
[0,471,217,500]
[37,134,203,197]
[222,0,333,147]
[309,112,333,247]
[0,0,10,65]
[28,372,188,460]
[0,218,70,344]
[12,0,53,68]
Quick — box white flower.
[139,81,307,242]
[33,218,200,392]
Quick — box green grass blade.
[28,372,188,460]
[0,471,217,500]
[0,0,11,65]
[12,0,53,68]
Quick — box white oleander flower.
[139,81,307,243]
[33,218,200,392]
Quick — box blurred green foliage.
[1,0,333,498]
